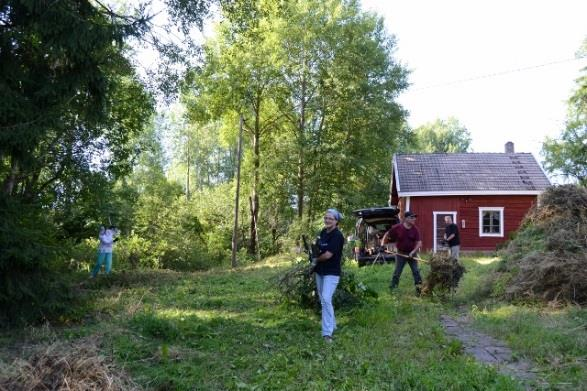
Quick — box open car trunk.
[352,207,400,267]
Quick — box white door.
[433,211,457,253]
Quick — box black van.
[351,207,400,267]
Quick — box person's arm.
[313,251,333,262]
[409,241,422,258]
[99,230,114,245]
[445,225,455,241]
[381,229,398,251]
[313,232,344,262]
[409,227,422,257]
[380,230,389,246]
[380,229,394,246]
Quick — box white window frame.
[478,207,504,237]
[433,211,457,253]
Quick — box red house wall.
[401,195,537,251]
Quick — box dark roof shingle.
[394,153,551,194]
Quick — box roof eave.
[397,190,545,197]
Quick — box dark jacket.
[314,227,344,276]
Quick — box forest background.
[1,0,585,325]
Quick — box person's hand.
[311,257,318,267]
[409,251,415,258]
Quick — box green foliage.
[0,271,83,327]
[542,126,587,186]
[0,196,80,326]
[542,38,587,185]
[182,0,410,257]
[409,117,472,153]
[130,311,179,341]
[115,234,163,270]
[276,258,378,311]
[0,1,155,201]
[0,196,57,272]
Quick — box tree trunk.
[248,112,261,259]
[2,155,20,196]
[295,75,307,218]
[231,115,244,268]
[297,152,305,218]
[186,143,191,200]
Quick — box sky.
[360,0,587,161]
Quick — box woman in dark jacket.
[312,208,344,342]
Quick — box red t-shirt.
[387,223,420,253]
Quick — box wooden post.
[231,115,244,268]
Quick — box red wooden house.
[389,143,551,252]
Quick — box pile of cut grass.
[0,336,138,391]
[421,252,466,297]
[500,185,587,305]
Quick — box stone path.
[440,315,543,387]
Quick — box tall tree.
[410,117,472,153]
[183,0,408,256]
[542,38,587,185]
[272,0,408,221]
[183,4,284,258]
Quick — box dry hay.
[422,253,466,296]
[502,185,587,305]
[0,336,140,391]
[505,252,587,304]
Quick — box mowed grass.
[2,254,586,390]
[451,256,587,390]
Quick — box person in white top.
[90,225,118,278]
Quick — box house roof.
[393,153,551,196]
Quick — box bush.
[0,271,85,327]
[0,197,84,326]
[275,257,377,311]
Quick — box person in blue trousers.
[90,225,118,278]
[311,208,345,343]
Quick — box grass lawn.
[1,254,586,390]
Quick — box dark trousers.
[390,254,422,288]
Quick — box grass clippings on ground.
[0,336,139,391]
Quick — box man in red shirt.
[381,211,423,295]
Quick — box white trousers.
[315,274,340,337]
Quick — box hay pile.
[0,337,140,391]
[276,258,377,311]
[501,185,587,305]
[421,253,466,296]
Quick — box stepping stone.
[440,315,541,384]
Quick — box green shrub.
[275,257,377,311]
[0,271,85,327]
[130,311,179,341]
[0,197,84,326]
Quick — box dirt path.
[440,314,544,388]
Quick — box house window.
[479,207,504,237]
